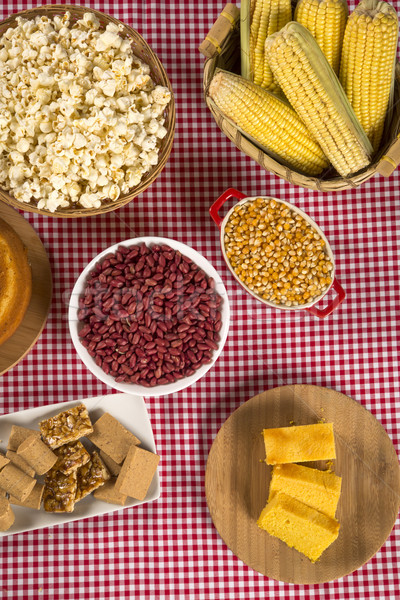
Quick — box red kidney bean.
[79,324,91,338]
[77,242,224,387]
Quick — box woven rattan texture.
[0,1,399,599]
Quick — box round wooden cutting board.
[205,385,400,584]
[0,203,52,375]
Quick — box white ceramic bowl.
[68,237,230,396]
[210,188,346,319]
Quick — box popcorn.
[0,11,171,212]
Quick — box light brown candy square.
[0,496,15,531]
[0,463,36,501]
[0,453,10,470]
[75,451,110,502]
[115,446,159,501]
[87,413,140,464]
[43,468,77,513]
[17,435,57,475]
[54,441,91,475]
[7,426,40,452]
[9,482,44,510]
[99,450,122,476]
[6,451,35,477]
[39,403,93,449]
[93,478,127,506]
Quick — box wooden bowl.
[205,385,400,583]
[0,204,52,374]
[0,5,175,217]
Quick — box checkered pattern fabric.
[0,1,399,598]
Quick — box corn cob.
[241,0,292,92]
[294,0,349,74]
[208,70,329,176]
[265,22,373,177]
[339,0,398,152]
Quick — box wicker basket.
[200,4,400,191]
[0,5,175,217]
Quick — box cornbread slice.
[87,413,140,464]
[268,464,342,518]
[263,423,336,464]
[39,403,93,449]
[257,491,340,562]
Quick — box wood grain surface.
[205,385,400,583]
[0,203,52,375]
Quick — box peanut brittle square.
[75,451,110,502]
[54,441,91,475]
[43,468,77,513]
[39,403,93,449]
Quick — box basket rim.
[0,4,176,217]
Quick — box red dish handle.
[306,278,346,319]
[209,188,247,229]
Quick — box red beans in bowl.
[77,243,223,387]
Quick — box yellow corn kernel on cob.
[339,0,398,152]
[265,22,373,177]
[294,0,349,74]
[241,0,292,92]
[208,70,329,176]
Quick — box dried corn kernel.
[223,197,333,307]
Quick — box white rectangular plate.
[0,393,159,536]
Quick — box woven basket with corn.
[200,1,400,190]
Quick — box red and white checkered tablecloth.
[0,0,399,598]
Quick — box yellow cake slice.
[257,491,340,562]
[262,423,336,464]
[0,218,32,346]
[268,463,342,518]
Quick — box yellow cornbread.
[257,491,340,562]
[263,423,336,464]
[268,463,342,518]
